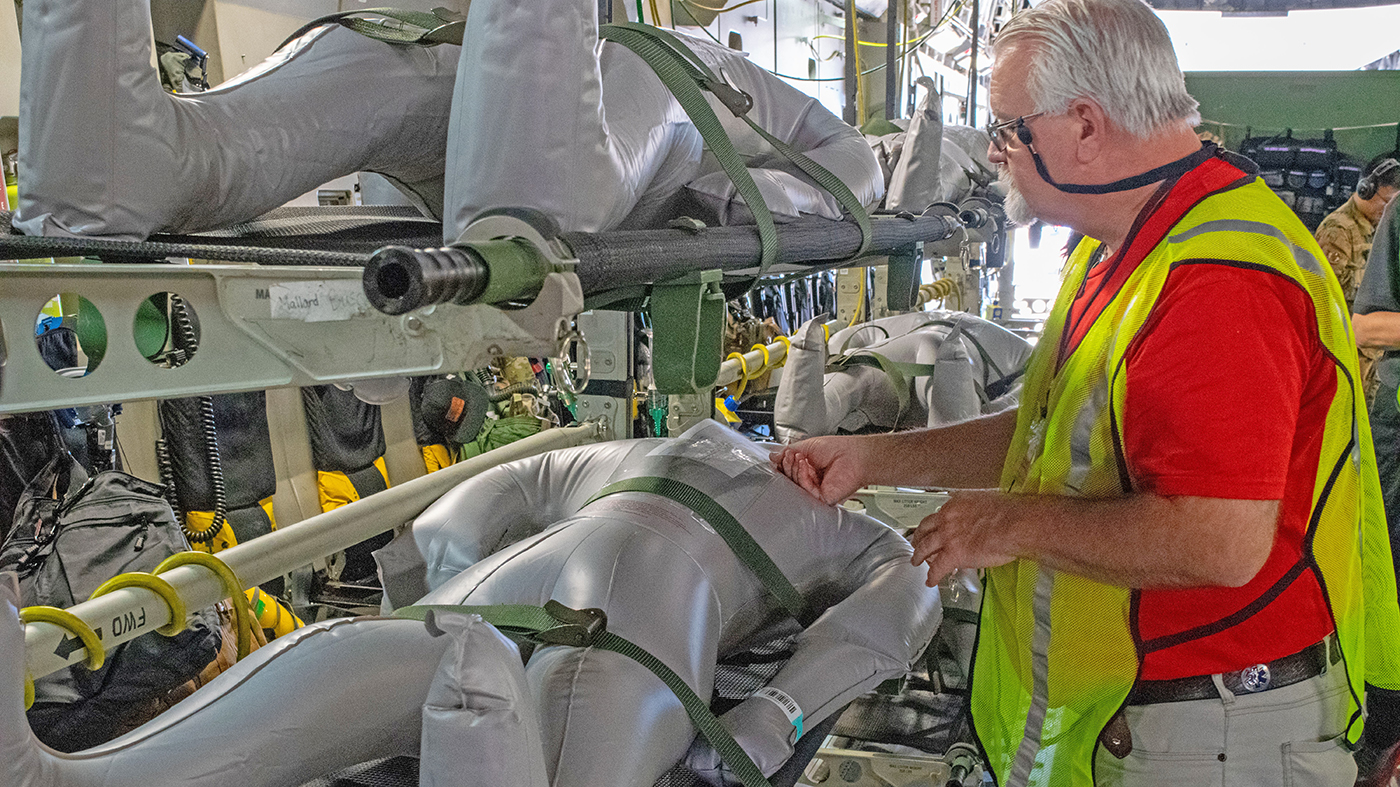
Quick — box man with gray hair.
[774,0,1400,784]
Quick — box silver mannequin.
[14,0,882,242]
[775,313,1033,442]
[0,423,939,787]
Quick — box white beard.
[999,165,1037,227]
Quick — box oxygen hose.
[167,294,228,546]
[155,436,184,530]
[487,381,537,403]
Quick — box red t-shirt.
[1119,263,1335,680]
[1058,158,1337,680]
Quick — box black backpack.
[0,456,222,751]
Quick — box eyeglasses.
[986,112,1046,152]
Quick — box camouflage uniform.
[1317,196,1380,402]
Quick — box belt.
[1127,636,1334,706]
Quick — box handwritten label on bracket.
[269,281,371,322]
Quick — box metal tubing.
[885,0,899,123]
[967,0,980,128]
[844,0,859,125]
[363,214,962,315]
[714,336,791,389]
[567,213,961,294]
[22,422,606,682]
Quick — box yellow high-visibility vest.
[974,171,1400,786]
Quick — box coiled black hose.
[154,436,184,530]
[168,294,227,545]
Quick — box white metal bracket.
[0,262,584,414]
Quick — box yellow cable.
[91,572,188,636]
[726,352,750,397]
[20,606,105,670]
[813,33,926,47]
[847,275,867,327]
[648,0,662,25]
[155,552,252,661]
[24,670,35,710]
[773,335,792,367]
[822,323,831,344]
[676,0,766,13]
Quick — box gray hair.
[992,0,1200,138]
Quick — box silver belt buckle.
[1239,663,1272,693]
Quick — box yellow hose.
[916,277,959,309]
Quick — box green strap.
[584,476,810,624]
[828,351,938,423]
[322,15,872,275]
[398,600,773,787]
[599,24,779,284]
[279,7,465,51]
[601,23,873,262]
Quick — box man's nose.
[988,141,1007,165]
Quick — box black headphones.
[1358,158,1400,200]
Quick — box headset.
[1358,158,1400,201]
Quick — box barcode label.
[754,686,804,739]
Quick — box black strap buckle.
[536,600,608,646]
[701,73,753,118]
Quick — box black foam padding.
[1,207,438,264]
[298,756,420,787]
[300,386,386,474]
[159,392,276,509]
[565,214,960,293]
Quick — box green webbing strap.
[278,7,465,51]
[601,23,873,262]
[397,600,773,787]
[828,351,938,422]
[584,476,810,624]
[599,24,778,284]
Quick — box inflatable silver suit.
[0,423,939,787]
[14,0,883,241]
[867,78,997,211]
[774,313,1033,442]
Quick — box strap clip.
[537,600,608,646]
[701,73,753,118]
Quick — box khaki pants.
[1094,651,1356,787]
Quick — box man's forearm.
[863,409,1019,490]
[1354,311,1400,349]
[999,493,1278,588]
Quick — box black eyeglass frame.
[986,111,1047,152]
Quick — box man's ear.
[1066,97,1108,164]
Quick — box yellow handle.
[773,335,792,368]
[155,552,252,661]
[725,352,750,397]
[91,572,188,637]
[749,343,771,377]
[19,606,105,670]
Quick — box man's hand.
[771,436,870,505]
[909,490,1019,587]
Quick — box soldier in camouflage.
[1317,156,1400,403]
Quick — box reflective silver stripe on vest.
[1007,566,1057,787]
[1065,377,1109,496]
[1167,219,1326,280]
